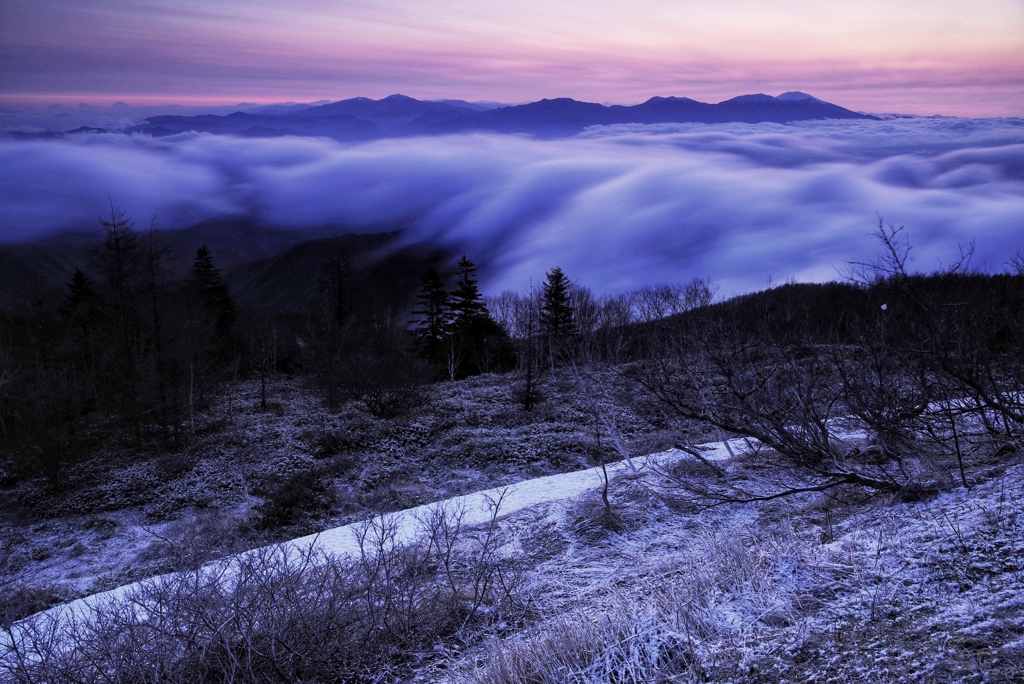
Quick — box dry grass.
[0,503,525,684]
[452,458,1024,684]
[462,593,711,684]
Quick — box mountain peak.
[723,93,776,104]
[776,91,826,104]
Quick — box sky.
[3,118,1023,296]
[2,0,1024,116]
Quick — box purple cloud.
[1,117,1023,296]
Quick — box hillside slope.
[5,411,1022,682]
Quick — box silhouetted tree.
[141,221,177,442]
[540,266,576,368]
[443,256,486,378]
[541,267,575,338]
[323,238,354,326]
[243,312,281,411]
[96,204,146,446]
[58,270,105,394]
[442,256,512,378]
[192,246,236,356]
[412,268,449,364]
[520,284,541,410]
[449,256,487,330]
[308,241,358,407]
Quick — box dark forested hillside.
[225,231,449,314]
[0,219,338,301]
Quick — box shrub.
[140,511,251,572]
[253,469,336,531]
[1,502,522,683]
[0,583,71,628]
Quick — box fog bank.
[2,117,1023,295]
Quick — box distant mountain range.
[7,92,878,142]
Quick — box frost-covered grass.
[0,369,673,624]
[4,369,1023,682]
[454,453,1024,683]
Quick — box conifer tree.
[59,270,105,389]
[448,255,488,331]
[442,255,513,378]
[98,204,141,307]
[60,270,104,328]
[541,266,576,345]
[412,268,449,363]
[97,204,143,357]
[192,245,236,350]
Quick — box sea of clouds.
[1,117,1023,295]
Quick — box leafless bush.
[627,224,1024,504]
[253,468,337,531]
[0,501,522,683]
[139,511,252,572]
[628,305,915,507]
[337,347,427,418]
[0,584,72,630]
[567,478,658,541]
[855,222,1024,448]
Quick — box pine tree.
[541,266,576,342]
[448,255,488,331]
[192,245,236,349]
[59,270,105,384]
[412,268,449,363]
[60,270,103,325]
[443,255,512,378]
[98,204,141,305]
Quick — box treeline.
[0,209,254,482]
[3,212,1023,502]
[474,224,1024,502]
[0,208,662,485]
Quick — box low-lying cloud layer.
[2,117,1023,295]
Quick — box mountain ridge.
[117,92,878,141]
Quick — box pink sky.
[2,0,1023,116]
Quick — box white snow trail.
[6,439,744,636]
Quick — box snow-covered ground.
[0,372,674,617]
[448,448,1024,682]
[7,439,738,635]
[4,374,1023,681]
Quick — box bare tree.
[630,291,908,506]
[243,312,280,411]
